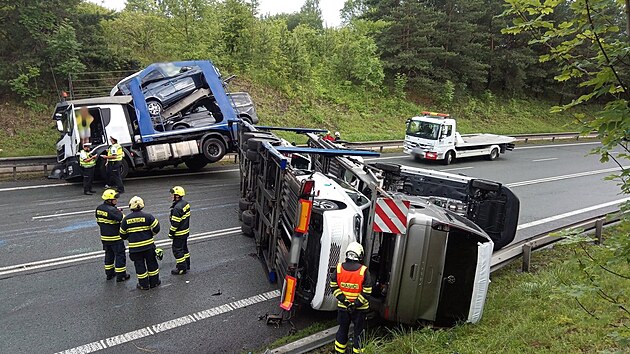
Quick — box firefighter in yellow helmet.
[95,189,130,282]
[120,196,161,290]
[330,242,372,353]
[169,186,191,275]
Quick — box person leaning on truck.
[79,143,97,195]
[120,196,161,290]
[100,136,125,193]
[169,186,191,275]
[330,242,373,354]
[95,189,130,282]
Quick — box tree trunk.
[626,0,630,42]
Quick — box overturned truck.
[237,124,519,326]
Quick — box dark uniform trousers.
[81,166,94,193]
[130,248,160,288]
[335,310,366,354]
[107,161,124,192]
[103,241,127,279]
[172,236,190,271]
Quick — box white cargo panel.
[171,140,199,158]
[146,144,172,162]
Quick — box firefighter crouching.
[120,196,161,290]
[330,242,373,354]
[169,186,191,275]
[95,189,130,282]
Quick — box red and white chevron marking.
[372,198,410,234]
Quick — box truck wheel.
[242,210,255,226]
[202,138,226,163]
[120,159,130,179]
[185,155,208,171]
[239,198,253,211]
[313,199,342,210]
[146,100,163,116]
[443,151,454,165]
[488,148,499,161]
[241,224,254,237]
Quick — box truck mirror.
[56,120,64,132]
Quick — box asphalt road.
[0,141,626,354]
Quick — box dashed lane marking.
[505,167,626,187]
[532,158,558,162]
[55,290,281,354]
[440,166,474,172]
[0,227,241,276]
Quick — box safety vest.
[79,150,96,168]
[108,143,123,161]
[336,263,367,309]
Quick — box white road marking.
[55,290,281,354]
[440,166,474,172]
[32,210,94,220]
[0,227,241,276]
[516,142,601,149]
[0,168,239,193]
[517,197,630,230]
[532,158,558,162]
[506,167,626,187]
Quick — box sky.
[88,0,344,27]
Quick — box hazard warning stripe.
[373,198,409,234]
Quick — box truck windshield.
[406,120,441,140]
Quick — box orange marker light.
[280,275,297,311]
[294,199,313,233]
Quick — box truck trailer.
[49,60,244,180]
[237,122,520,326]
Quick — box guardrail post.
[524,138,529,143]
[13,166,17,180]
[522,243,532,272]
[552,137,555,142]
[595,218,604,245]
[44,164,48,176]
[379,146,383,153]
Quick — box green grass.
[343,235,629,354]
[0,80,597,157]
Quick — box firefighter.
[95,189,130,282]
[330,242,372,354]
[100,136,125,193]
[120,196,161,290]
[169,186,191,275]
[334,131,341,142]
[80,143,97,195]
[322,130,335,142]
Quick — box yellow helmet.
[129,196,145,210]
[170,186,185,197]
[345,241,364,261]
[102,189,119,200]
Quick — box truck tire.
[120,158,130,179]
[246,149,260,162]
[97,158,129,180]
[202,138,226,163]
[488,147,499,161]
[185,155,208,171]
[241,224,254,237]
[239,198,253,211]
[443,151,454,165]
[242,210,255,226]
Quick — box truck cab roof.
[56,96,133,109]
[409,115,455,125]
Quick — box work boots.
[116,274,131,282]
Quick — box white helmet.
[334,131,340,137]
[345,242,364,261]
[129,196,145,210]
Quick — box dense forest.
[2,0,625,104]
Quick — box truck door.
[438,123,454,149]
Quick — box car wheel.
[313,199,342,210]
[201,138,226,163]
[146,100,163,116]
[443,151,454,165]
[488,148,499,161]
[184,155,208,171]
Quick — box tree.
[502,0,629,344]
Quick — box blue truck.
[50,60,244,179]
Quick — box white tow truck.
[403,111,515,165]
[237,123,520,326]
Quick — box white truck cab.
[403,112,515,165]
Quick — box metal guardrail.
[268,209,625,354]
[0,132,599,180]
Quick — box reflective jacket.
[120,210,160,253]
[108,143,123,162]
[169,199,190,238]
[80,150,96,168]
[95,202,123,243]
[330,261,372,310]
